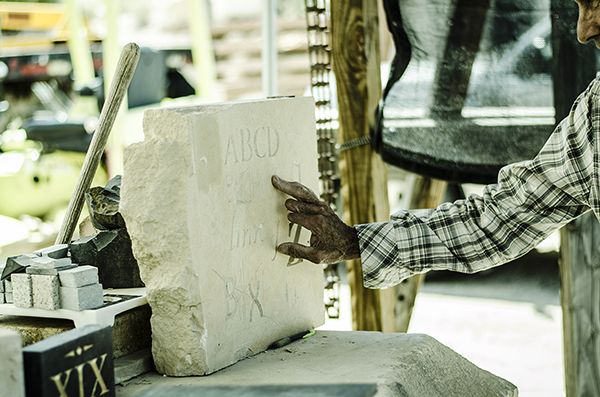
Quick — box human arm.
[271,175,360,264]
[359,78,600,288]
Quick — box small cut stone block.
[60,283,103,311]
[5,279,13,292]
[5,292,13,303]
[26,264,77,276]
[30,256,72,269]
[0,329,25,397]
[58,265,98,288]
[34,244,69,259]
[121,97,325,376]
[22,324,114,397]
[11,273,33,308]
[31,275,60,310]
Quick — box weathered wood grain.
[55,43,140,245]
[331,0,395,331]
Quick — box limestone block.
[0,329,25,397]
[5,292,13,303]
[11,273,33,308]
[31,275,60,310]
[60,283,103,310]
[58,265,99,288]
[5,279,12,292]
[121,97,325,376]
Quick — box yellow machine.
[0,2,106,220]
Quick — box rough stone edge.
[122,110,209,376]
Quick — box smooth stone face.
[11,273,33,308]
[0,330,25,397]
[22,324,114,397]
[121,97,325,376]
[58,265,99,288]
[31,275,60,310]
[59,283,104,311]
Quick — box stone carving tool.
[55,43,141,245]
[268,329,315,349]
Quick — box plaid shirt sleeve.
[357,77,600,289]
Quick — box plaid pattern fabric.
[357,77,600,289]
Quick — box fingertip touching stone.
[0,329,25,397]
[31,275,60,310]
[60,283,103,311]
[58,265,99,288]
[33,244,69,259]
[11,273,33,308]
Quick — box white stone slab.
[114,331,519,397]
[0,330,25,397]
[121,97,325,376]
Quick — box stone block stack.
[5,244,104,311]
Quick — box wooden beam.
[331,0,395,331]
[559,216,600,396]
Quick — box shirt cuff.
[355,222,415,289]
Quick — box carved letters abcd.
[23,324,114,397]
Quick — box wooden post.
[331,0,395,331]
[559,217,600,396]
[551,1,599,395]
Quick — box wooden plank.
[559,215,600,397]
[550,2,599,396]
[331,0,395,331]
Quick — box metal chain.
[305,0,341,319]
